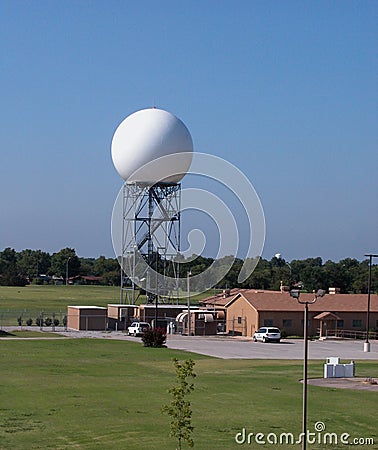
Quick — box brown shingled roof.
[200,288,248,307]
[226,290,378,313]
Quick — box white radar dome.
[111,108,193,184]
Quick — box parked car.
[127,322,151,336]
[253,327,281,343]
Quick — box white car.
[127,322,150,337]
[253,327,281,343]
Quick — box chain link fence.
[0,310,67,331]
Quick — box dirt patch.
[308,377,378,391]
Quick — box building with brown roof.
[224,289,378,338]
[200,288,247,308]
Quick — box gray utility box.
[324,357,355,378]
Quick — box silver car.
[253,327,281,343]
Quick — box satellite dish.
[111,108,193,184]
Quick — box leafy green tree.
[17,249,51,279]
[0,247,18,274]
[241,258,273,289]
[101,270,120,286]
[50,248,80,281]
[79,257,95,276]
[162,359,196,449]
[93,256,119,276]
[0,247,27,286]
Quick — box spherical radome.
[111,108,193,183]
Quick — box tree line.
[0,247,119,287]
[0,247,376,294]
[176,254,377,294]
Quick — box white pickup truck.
[127,322,151,336]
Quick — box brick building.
[224,290,378,338]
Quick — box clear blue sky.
[0,0,377,262]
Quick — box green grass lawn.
[0,285,217,310]
[0,285,122,327]
[0,285,121,310]
[0,285,215,327]
[0,339,377,449]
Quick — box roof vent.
[280,281,290,293]
[329,287,341,295]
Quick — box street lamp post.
[364,253,378,353]
[65,257,71,286]
[290,288,325,450]
[155,251,159,329]
[187,271,191,336]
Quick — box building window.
[264,319,273,327]
[283,319,292,328]
[337,320,344,328]
[301,320,311,327]
[237,317,242,324]
[352,320,362,328]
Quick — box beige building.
[224,290,378,338]
[107,304,139,330]
[67,306,107,331]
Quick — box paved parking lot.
[3,327,378,360]
[164,335,378,360]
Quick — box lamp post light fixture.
[65,257,71,286]
[290,287,326,450]
[187,271,192,336]
[364,253,378,353]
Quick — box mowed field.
[0,285,122,311]
[0,285,121,327]
[1,338,377,450]
[0,285,215,310]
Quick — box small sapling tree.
[162,358,196,449]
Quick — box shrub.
[26,318,33,326]
[142,327,167,348]
[44,317,52,327]
[17,316,23,326]
[36,317,43,327]
[53,318,59,327]
[0,274,28,287]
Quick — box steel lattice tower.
[119,181,181,304]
